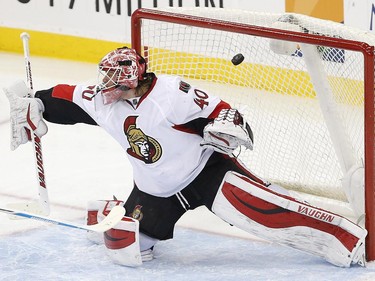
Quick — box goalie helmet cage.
[130,8,375,261]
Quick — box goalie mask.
[98,47,147,104]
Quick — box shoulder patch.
[178,81,191,93]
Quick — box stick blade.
[6,202,48,219]
[86,205,125,232]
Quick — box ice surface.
[0,51,375,280]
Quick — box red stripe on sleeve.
[52,84,76,102]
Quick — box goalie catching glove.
[3,80,48,150]
[201,108,253,155]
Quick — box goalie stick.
[11,32,50,216]
[0,205,126,233]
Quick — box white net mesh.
[134,8,375,216]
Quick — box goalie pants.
[124,151,266,240]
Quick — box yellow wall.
[285,0,343,22]
[0,27,123,63]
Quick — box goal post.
[131,7,375,261]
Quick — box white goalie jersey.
[51,75,228,197]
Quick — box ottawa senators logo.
[123,116,162,164]
[130,205,144,221]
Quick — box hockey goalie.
[4,46,366,267]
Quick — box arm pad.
[35,88,97,125]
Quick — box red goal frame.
[131,8,375,261]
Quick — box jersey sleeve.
[169,77,231,124]
[35,85,97,125]
[165,77,231,136]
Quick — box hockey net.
[131,8,375,260]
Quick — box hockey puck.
[231,53,245,65]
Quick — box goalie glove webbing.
[201,108,253,155]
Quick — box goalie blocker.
[213,171,366,267]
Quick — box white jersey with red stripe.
[52,75,229,197]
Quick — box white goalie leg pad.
[212,171,367,267]
[86,199,124,244]
[104,216,142,267]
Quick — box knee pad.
[104,223,158,266]
[85,199,124,244]
[104,216,142,267]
